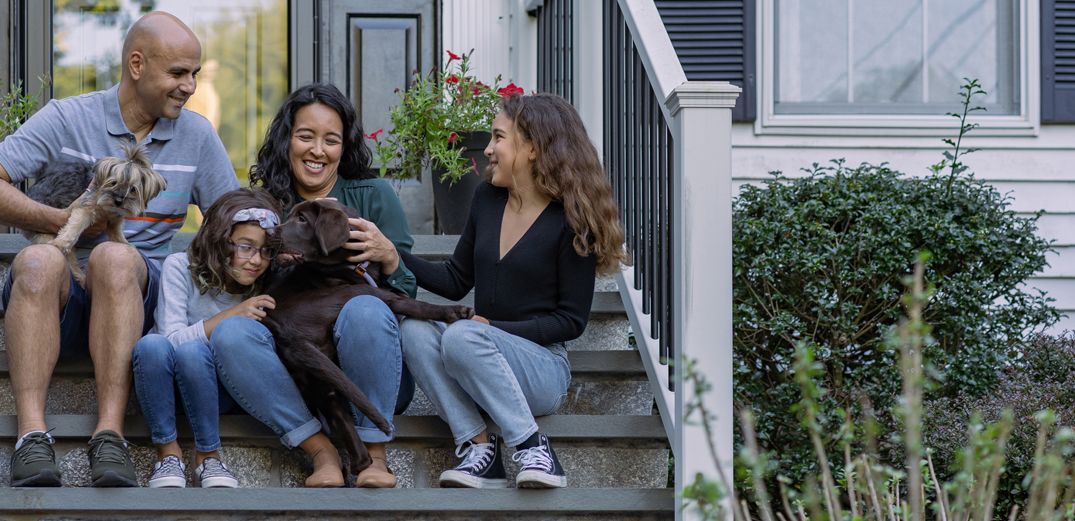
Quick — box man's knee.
[86,242,145,291]
[10,244,69,299]
[340,295,393,323]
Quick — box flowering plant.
[369,50,524,183]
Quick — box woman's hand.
[343,217,400,275]
[230,294,277,321]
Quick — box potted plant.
[368,50,525,233]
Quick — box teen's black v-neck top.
[399,182,597,346]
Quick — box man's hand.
[470,315,490,325]
[343,217,400,275]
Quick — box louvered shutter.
[654,0,755,121]
[1044,0,1075,122]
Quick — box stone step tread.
[1,234,467,260]
[0,488,673,514]
[0,350,644,377]
[0,414,667,442]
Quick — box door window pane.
[53,0,289,227]
[774,0,1019,115]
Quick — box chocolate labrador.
[261,199,473,477]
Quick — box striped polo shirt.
[0,84,240,266]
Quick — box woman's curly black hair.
[249,83,373,213]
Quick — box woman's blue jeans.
[399,318,571,448]
[132,334,234,452]
[211,295,415,448]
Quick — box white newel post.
[666,81,740,520]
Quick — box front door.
[319,0,438,233]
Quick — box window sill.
[754,114,1039,138]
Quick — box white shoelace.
[454,441,496,473]
[512,445,554,472]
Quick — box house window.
[53,0,289,185]
[762,0,1033,134]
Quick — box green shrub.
[733,160,1059,484]
[924,334,1075,512]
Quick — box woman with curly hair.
[132,187,281,488]
[211,83,415,488]
[384,93,626,488]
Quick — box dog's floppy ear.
[314,205,352,256]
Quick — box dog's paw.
[46,239,73,255]
[445,306,475,323]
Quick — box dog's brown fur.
[261,199,474,476]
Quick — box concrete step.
[0,488,673,519]
[0,350,655,416]
[0,414,669,489]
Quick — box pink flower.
[497,83,525,97]
[448,132,459,144]
[447,50,461,61]
[364,128,384,140]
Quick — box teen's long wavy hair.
[250,83,373,213]
[187,187,283,295]
[498,93,627,274]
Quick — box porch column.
[665,81,739,518]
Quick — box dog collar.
[353,261,378,288]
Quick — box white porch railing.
[610,1,739,518]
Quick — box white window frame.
[756,0,1039,137]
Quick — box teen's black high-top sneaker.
[512,433,567,488]
[439,433,508,488]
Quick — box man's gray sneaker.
[148,455,187,488]
[10,431,61,487]
[194,457,239,488]
[88,430,137,487]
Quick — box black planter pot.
[432,131,490,234]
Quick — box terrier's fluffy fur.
[24,143,166,285]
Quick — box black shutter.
[654,0,755,122]
[1043,0,1075,122]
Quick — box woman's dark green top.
[291,176,417,297]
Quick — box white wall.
[732,123,1075,333]
[441,0,537,88]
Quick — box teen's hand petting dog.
[343,217,400,274]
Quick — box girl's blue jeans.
[132,334,234,453]
[399,318,571,448]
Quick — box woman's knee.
[339,295,393,324]
[440,320,490,366]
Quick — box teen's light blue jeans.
[132,334,234,453]
[211,295,414,448]
[399,318,571,448]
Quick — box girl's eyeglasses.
[229,242,275,260]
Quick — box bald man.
[0,12,238,487]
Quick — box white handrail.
[617,0,687,122]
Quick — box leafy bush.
[733,160,1059,483]
[924,334,1075,511]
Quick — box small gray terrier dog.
[24,143,166,285]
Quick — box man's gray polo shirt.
[0,84,239,265]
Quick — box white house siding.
[731,124,1075,334]
[441,0,537,89]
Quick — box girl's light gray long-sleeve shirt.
[151,252,245,348]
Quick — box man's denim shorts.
[2,251,162,355]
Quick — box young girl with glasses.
[131,188,282,488]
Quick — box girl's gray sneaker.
[148,455,186,488]
[195,457,239,488]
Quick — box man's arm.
[0,164,68,234]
